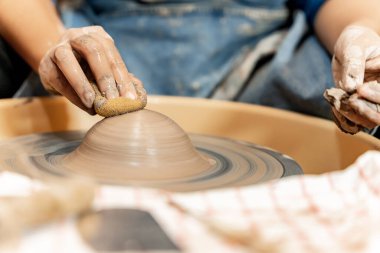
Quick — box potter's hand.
[330,25,380,131]
[38,26,143,113]
[324,87,378,134]
[333,25,380,92]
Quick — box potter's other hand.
[324,87,378,134]
[332,25,380,93]
[38,26,141,113]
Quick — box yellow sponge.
[92,84,147,117]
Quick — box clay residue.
[92,84,147,118]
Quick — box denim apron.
[60,0,334,119]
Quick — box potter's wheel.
[0,110,302,192]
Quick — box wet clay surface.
[0,109,302,192]
[63,109,215,181]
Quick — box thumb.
[341,46,366,92]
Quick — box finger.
[51,71,96,115]
[76,26,139,99]
[341,45,366,92]
[332,55,344,88]
[130,74,145,95]
[324,88,376,129]
[70,35,119,100]
[339,107,376,129]
[330,107,361,134]
[39,56,95,114]
[130,74,147,105]
[365,57,380,72]
[39,55,61,95]
[52,44,95,108]
[91,33,137,100]
[357,81,380,104]
[348,95,380,127]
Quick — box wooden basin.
[0,95,378,174]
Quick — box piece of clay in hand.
[324,88,362,134]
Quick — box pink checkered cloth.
[169,150,380,253]
[1,151,380,253]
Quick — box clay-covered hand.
[324,86,378,134]
[38,26,145,114]
[333,25,380,92]
[329,25,380,132]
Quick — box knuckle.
[49,73,65,88]
[66,29,75,37]
[38,60,50,75]
[45,74,57,85]
[63,28,80,40]
[86,44,102,55]
[74,35,102,54]
[93,25,113,41]
[39,63,61,87]
[101,35,114,44]
[93,25,105,32]
[97,74,114,86]
[104,33,114,43]
[73,34,91,45]
[82,26,113,41]
[110,59,124,69]
[54,45,71,62]
[109,61,118,70]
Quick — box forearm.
[0,0,65,72]
[314,0,380,53]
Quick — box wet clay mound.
[63,109,214,180]
[0,110,302,192]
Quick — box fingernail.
[94,96,107,109]
[84,91,95,108]
[106,88,118,100]
[344,76,357,92]
[126,81,137,99]
[126,91,136,100]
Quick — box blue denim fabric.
[291,0,326,26]
[62,1,288,95]
[238,12,334,118]
[60,0,334,119]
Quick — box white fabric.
[1,151,380,253]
